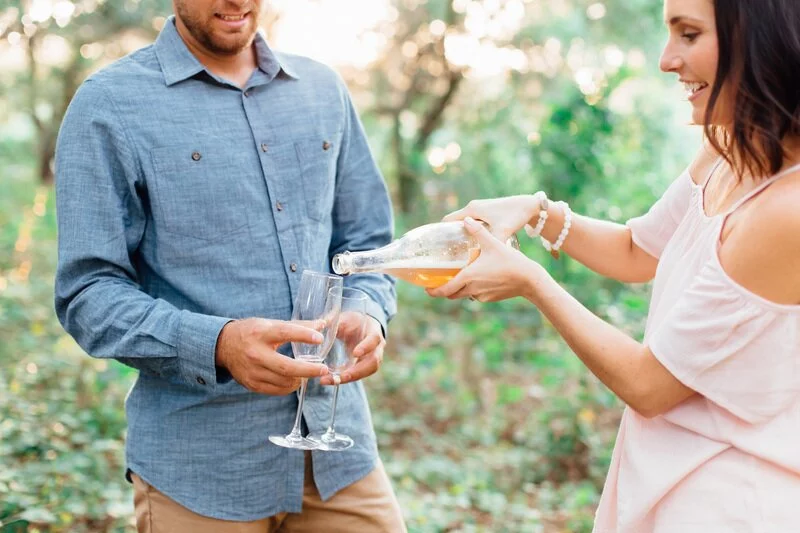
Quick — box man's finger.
[340,354,381,384]
[293,319,326,331]
[248,367,302,390]
[263,320,324,345]
[250,382,302,396]
[267,352,328,378]
[353,334,382,358]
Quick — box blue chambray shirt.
[54,17,396,520]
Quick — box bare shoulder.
[719,169,800,305]
[687,141,721,186]
[756,168,800,247]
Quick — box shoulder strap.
[702,157,726,189]
[724,161,800,216]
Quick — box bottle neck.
[332,242,402,275]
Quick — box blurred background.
[0,0,700,531]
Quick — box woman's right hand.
[443,193,544,241]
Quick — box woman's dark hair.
[705,0,800,179]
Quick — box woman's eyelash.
[681,32,699,42]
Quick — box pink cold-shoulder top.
[592,160,800,533]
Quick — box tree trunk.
[38,131,56,184]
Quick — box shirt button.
[290,263,298,272]
[196,376,206,385]
[322,141,331,151]
[243,90,250,97]
[276,201,283,211]
[191,151,202,161]
[261,143,268,152]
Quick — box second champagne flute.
[307,287,369,451]
[268,270,342,450]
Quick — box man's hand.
[216,318,328,395]
[320,315,385,386]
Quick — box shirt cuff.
[363,298,388,338]
[177,310,232,390]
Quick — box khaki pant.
[132,453,406,533]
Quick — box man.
[54,0,405,530]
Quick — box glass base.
[307,431,354,451]
[268,434,320,450]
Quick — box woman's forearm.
[533,206,657,283]
[522,263,693,417]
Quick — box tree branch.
[25,32,43,133]
[414,70,463,150]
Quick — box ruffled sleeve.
[626,170,693,259]
[647,259,800,424]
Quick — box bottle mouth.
[331,252,350,275]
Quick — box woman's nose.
[659,44,682,73]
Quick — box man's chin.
[208,34,256,55]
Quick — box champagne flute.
[307,287,368,451]
[269,271,342,450]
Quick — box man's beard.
[175,1,260,55]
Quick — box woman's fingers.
[442,208,469,222]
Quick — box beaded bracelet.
[524,191,549,238]
[540,201,572,259]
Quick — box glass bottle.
[331,221,519,289]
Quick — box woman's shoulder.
[719,165,800,306]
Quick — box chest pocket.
[294,133,341,222]
[149,143,250,241]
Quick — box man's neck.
[175,20,257,88]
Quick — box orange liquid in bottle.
[380,252,478,289]
[383,267,463,288]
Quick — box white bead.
[546,200,572,253]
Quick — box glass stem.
[324,382,341,438]
[288,378,309,439]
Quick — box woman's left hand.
[427,217,541,302]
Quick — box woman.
[429,0,800,531]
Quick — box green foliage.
[0,171,134,532]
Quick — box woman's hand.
[427,217,543,302]
[443,194,544,241]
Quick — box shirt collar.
[154,16,299,86]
